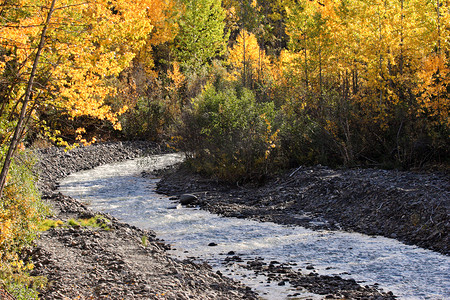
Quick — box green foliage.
[0,150,48,253]
[2,278,45,300]
[178,83,280,182]
[0,150,48,300]
[66,216,111,231]
[120,60,230,142]
[67,218,80,227]
[38,219,64,231]
[120,72,183,141]
[78,216,111,231]
[39,216,111,235]
[278,110,336,167]
[175,0,229,71]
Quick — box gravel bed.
[31,142,448,299]
[31,142,257,299]
[157,164,449,255]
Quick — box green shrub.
[277,93,348,168]
[177,84,280,182]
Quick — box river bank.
[31,142,257,299]
[156,163,449,256]
[31,142,447,299]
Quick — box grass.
[38,219,64,231]
[141,236,148,247]
[39,215,111,232]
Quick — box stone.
[179,194,198,205]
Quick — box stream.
[58,154,450,300]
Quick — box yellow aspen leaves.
[167,62,186,92]
[0,0,168,144]
[417,53,450,127]
[228,29,272,83]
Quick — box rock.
[180,194,198,205]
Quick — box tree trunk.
[399,0,404,76]
[437,0,441,55]
[304,34,309,89]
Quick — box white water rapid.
[58,154,450,300]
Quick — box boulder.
[179,194,198,205]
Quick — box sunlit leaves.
[417,53,450,127]
[0,0,168,147]
[174,0,228,70]
[228,29,272,84]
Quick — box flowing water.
[58,154,450,300]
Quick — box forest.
[0,0,449,298]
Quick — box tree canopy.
[174,0,228,70]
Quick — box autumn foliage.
[118,0,449,179]
[274,0,449,167]
[0,1,448,297]
[0,0,449,293]
[0,0,174,296]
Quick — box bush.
[177,84,280,183]
[278,110,338,168]
[120,92,178,141]
[0,149,48,298]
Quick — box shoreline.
[31,141,448,299]
[157,164,449,256]
[32,142,257,299]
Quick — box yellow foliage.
[262,114,280,159]
[228,30,272,82]
[0,0,171,144]
[138,0,178,75]
[416,53,450,127]
[282,0,450,133]
[167,62,186,92]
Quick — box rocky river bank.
[157,164,449,256]
[31,142,257,299]
[30,142,448,299]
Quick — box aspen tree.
[174,0,228,70]
[0,0,162,198]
